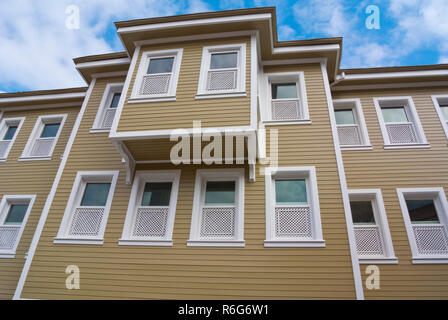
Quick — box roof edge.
[0,86,87,99]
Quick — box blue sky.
[0,0,447,92]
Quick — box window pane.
[205,181,235,205]
[80,183,111,206]
[440,105,448,121]
[141,182,172,206]
[3,126,18,140]
[406,199,440,224]
[350,201,375,224]
[382,107,408,123]
[335,109,356,125]
[4,204,28,225]
[147,57,174,74]
[40,123,60,138]
[271,83,298,99]
[109,93,121,109]
[210,52,238,69]
[275,179,307,204]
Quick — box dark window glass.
[141,182,172,206]
[109,93,121,109]
[271,83,298,99]
[147,57,174,74]
[40,123,60,138]
[275,179,307,204]
[406,199,440,224]
[80,183,111,206]
[205,181,235,205]
[210,52,238,69]
[4,204,28,225]
[3,126,18,140]
[350,201,375,224]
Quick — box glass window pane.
[4,204,28,225]
[350,201,375,224]
[335,109,356,125]
[205,181,235,205]
[275,179,307,204]
[109,93,121,109]
[3,126,18,140]
[271,83,298,99]
[210,52,238,69]
[40,123,60,138]
[382,107,408,123]
[406,199,440,224]
[147,57,174,74]
[80,183,111,206]
[440,105,448,121]
[141,182,172,206]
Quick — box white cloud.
[186,0,212,13]
[278,25,297,40]
[439,56,448,64]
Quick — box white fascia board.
[75,57,131,69]
[343,69,448,80]
[0,92,85,104]
[272,44,340,54]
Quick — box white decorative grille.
[200,207,235,238]
[353,225,384,256]
[337,125,362,146]
[139,74,171,95]
[132,207,169,238]
[412,224,448,255]
[0,140,11,158]
[30,138,54,156]
[0,226,20,250]
[68,207,104,237]
[275,206,312,238]
[386,122,417,144]
[101,108,116,129]
[207,70,237,91]
[271,100,301,121]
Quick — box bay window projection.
[0,117,24,160]
[334,99,370,148]
[92,83,123,130]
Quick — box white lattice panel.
[132,207,169,238]
[0,140,10,158]
[139,74,171,95]
[200,207,235,238]
[354,225,384,256]
[30,138,54,156]
[0,226,20,250]
[68,207,104,237]
[338,125,362,145]
[271,100,301,121]
[207,70,237,91]
[386,122,417,144]
[413,224,448,255]
[275,206,312,238]
[101,108,116,129]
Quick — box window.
[373,97,428,148]
[21,114,67,160]
[196,44,246,98]
[348,189,397,264]
[265,72,309,123]
[130,49,183,102]
[188,169,245,247]
[92,83,123,131]
[0,195,35,258]
[54,171,119,244]
[0,117,25,160]
[264,167,324,247]
[431,95,448,139]
[397,188,448,263]
[334,99,371,149]
[119,170,180,246]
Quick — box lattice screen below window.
[354,225,385,256]
[30,138,54,156]
[67,207,105,237]
[271,100,301,121]
[207,70,237,91]
[0,141,10,158]
[101,108,116,129]
[386,122,417,144]
[274,206,312,238]
[338,125,362,146]
[132,207,169,238]
[200,207,236,238]
[139,74,171,95]
[412,224,448,255]
[0,226,20,250]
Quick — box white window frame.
[431,94,448,139]
[264,166,325,247]
[187,168,245,247]
[0,195,35,258]
[397,187,448,264]
[373,97,428,149]
[130,48,183,103]
[54,171,119,245]
[20,114,67,161]
[263,72,310,125]
[91,83,123,132]
[196,43,246,99]
[348,189,397,264]
[0,117,25,161]
[119,170,180,246]
[334,99,371,150]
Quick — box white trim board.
[0,92,85,104]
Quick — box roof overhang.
[73,52,130,83]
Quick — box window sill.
[187,240,245,247]
[263,119,311,126]
[128,96,176,104]
[195,91,247,100]
[412,256,448,264]
[89,128,111,134]
[264,240,326,248]
[359,257,398,264]
[53,238,104,245]
[341,145,373,151]
[0,253,15,259]
[383,143,430,150]
[18,156,52,162]
[118,239,173,247]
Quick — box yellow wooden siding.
[334,87,448,299]
[117,36,251,132]
[0,106,80,299]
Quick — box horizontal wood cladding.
[0,106,80,299]
[333,87,448,299]
[117,36,251,132]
